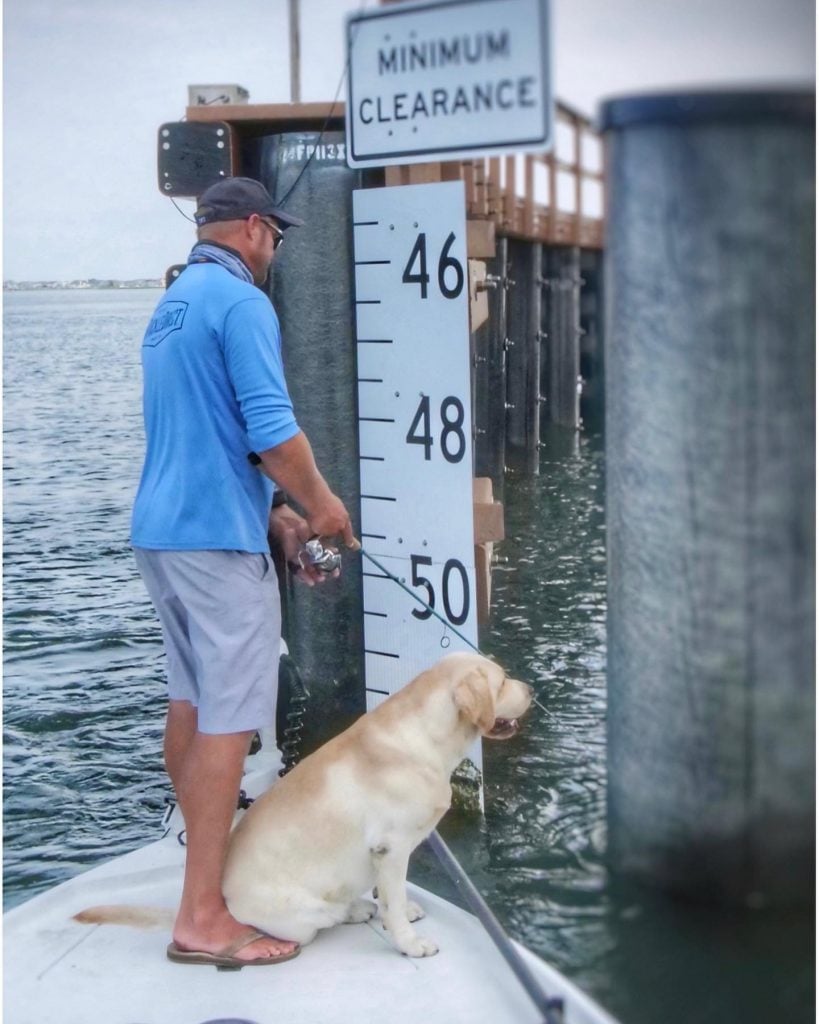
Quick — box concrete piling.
[540,246,582,432]
[601,91,815,905]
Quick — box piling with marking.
[602,90,815,905]
[249,131,367,753]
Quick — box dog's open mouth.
[487,717,519,739]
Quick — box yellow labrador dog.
[75,653,532,958]
[223,651,532,957]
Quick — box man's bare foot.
[173,907,298,960]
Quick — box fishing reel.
[298,537,341,574]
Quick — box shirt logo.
[143,301,189,347]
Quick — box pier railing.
[382,101,604,248]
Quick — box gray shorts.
[133,548,281,734]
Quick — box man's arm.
[256,431,356,547]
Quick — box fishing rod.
[427,830,565,1024]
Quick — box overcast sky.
[3,0,814,281]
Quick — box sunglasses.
[260,218,285,251]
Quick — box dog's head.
[448,653,533,740]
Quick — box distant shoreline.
[3,279,163,292]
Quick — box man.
[131,177,355,966]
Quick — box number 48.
[406,395,466,463]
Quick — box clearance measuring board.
[353,181,479,745]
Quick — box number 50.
[410,554,470,626]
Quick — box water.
[420,428,813,1023]
[3,289,813,1023]
[4,289,169,896]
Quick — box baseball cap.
[194,177,304,228]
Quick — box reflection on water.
[3,291,813,1024]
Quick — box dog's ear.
[453,669,496,733]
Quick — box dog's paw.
[344,898,378,924]
[406,899,425,922]
[399,935,439,958]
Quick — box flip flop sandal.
[166,929,301,970]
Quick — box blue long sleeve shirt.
[131,263,300,552]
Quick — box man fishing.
[131,177,355,967]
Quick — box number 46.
[402,232,464,300]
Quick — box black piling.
[602,90,815,905]
[249,131,366,754]
[505,239,542,474]
[473,237,510,499]
[579,248,605,432]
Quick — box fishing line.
[170,196,197,223]
[357,545,554,719]
[360,546,481,653]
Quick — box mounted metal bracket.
[157,121,237,198]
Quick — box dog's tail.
[73,905,174,930]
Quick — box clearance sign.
[345,0,553,168]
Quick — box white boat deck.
[4,740,619,1024]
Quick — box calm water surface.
[3,289,812,1024]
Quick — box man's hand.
[268,505,340,587]
[256,434,358,551]
[306,494,357,550]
